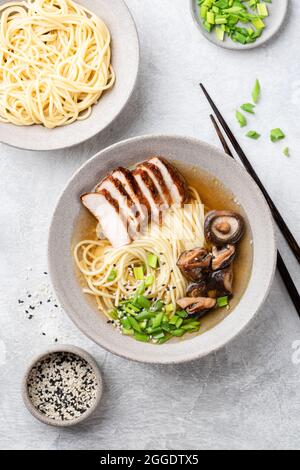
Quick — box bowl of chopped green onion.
[191,0,288,50]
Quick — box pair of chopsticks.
[199,83,300,318]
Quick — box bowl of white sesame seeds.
[22,345,103,427]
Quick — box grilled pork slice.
[96,175,140,238]
[137,161,172,208]
[133,168,164,222]
[81,192,131,248]
[111,167,149,225]
[148,157,190,205]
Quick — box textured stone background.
[0,0,300,450]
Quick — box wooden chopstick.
[210,114,300,318]
[200,83,300,265]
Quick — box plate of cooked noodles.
[48,135,276,364]
[0,0,139,150]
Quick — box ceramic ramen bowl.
[48,135,276,364]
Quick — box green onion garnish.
[283,147,290,157]
[241,103,255,114]
[133,266,144,280]
[145,274,155,287]
[246,130,261,140]
[270,128,286,143]
[197,0,270,46]
[134,295,151,310]
[147,253,159,269]
[217,296,229,308]
[252,79,261,104]
[107,269,117,282]
[112,290,202,345]
[236,110,247,128]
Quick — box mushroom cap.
[212,245,236,271]
[209,265,234,296]
[177,297,216,319]
[187,281,208,298]
[177,248,212,282]
[204,211,245,246]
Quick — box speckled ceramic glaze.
[48,135,276,364]
[190,0,289,50]
[22,345,103,427]
[0,0,139,151]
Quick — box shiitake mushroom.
[204,211,245,246]
[209,265,234,297]
[177,297,216,319]
[177,211,245,316]
[177,248,212,282]
[211,245,236,271]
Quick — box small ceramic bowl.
[190,0,288,50]
[22,345,103,427]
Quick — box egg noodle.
[74,187,206,318]
[0,0,115,128]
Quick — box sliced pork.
[81,192,131,248]
[148,157,189,205]
[96,175,140,238]
[137,161,172,208]
[133,168,164,222]
[112,167,149,225]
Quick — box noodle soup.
[73,159,253,344]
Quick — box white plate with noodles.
[48,135,276,364]
[0,0,139,150]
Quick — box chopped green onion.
[128,316,142,333]
[107,269,117,282]
[217,296,229,308]
[121,318,132,330]
[270,128,285,143]
[134,333,150,343]
[283,147,290,157]
[165,304,174,315]
[246,130,261,140]
[135,281,145,296]
[145,274,155,287]
[152,332,165,340]
[197,1,270,46]
[135,311,156,321]
[152,312,164,329]
[176,310,188,319]
[171,329,185,337]
[147,253,159,269]
[133,266,144,280]
[158,334,172,345]
[236,110,247,128]
[252,79,261,103]
[241,103,255,114]
[150,300,164,313]
[122,328,134,336]
[257,3,269,18]
[108,309,118,321]
[134,295,151,310]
